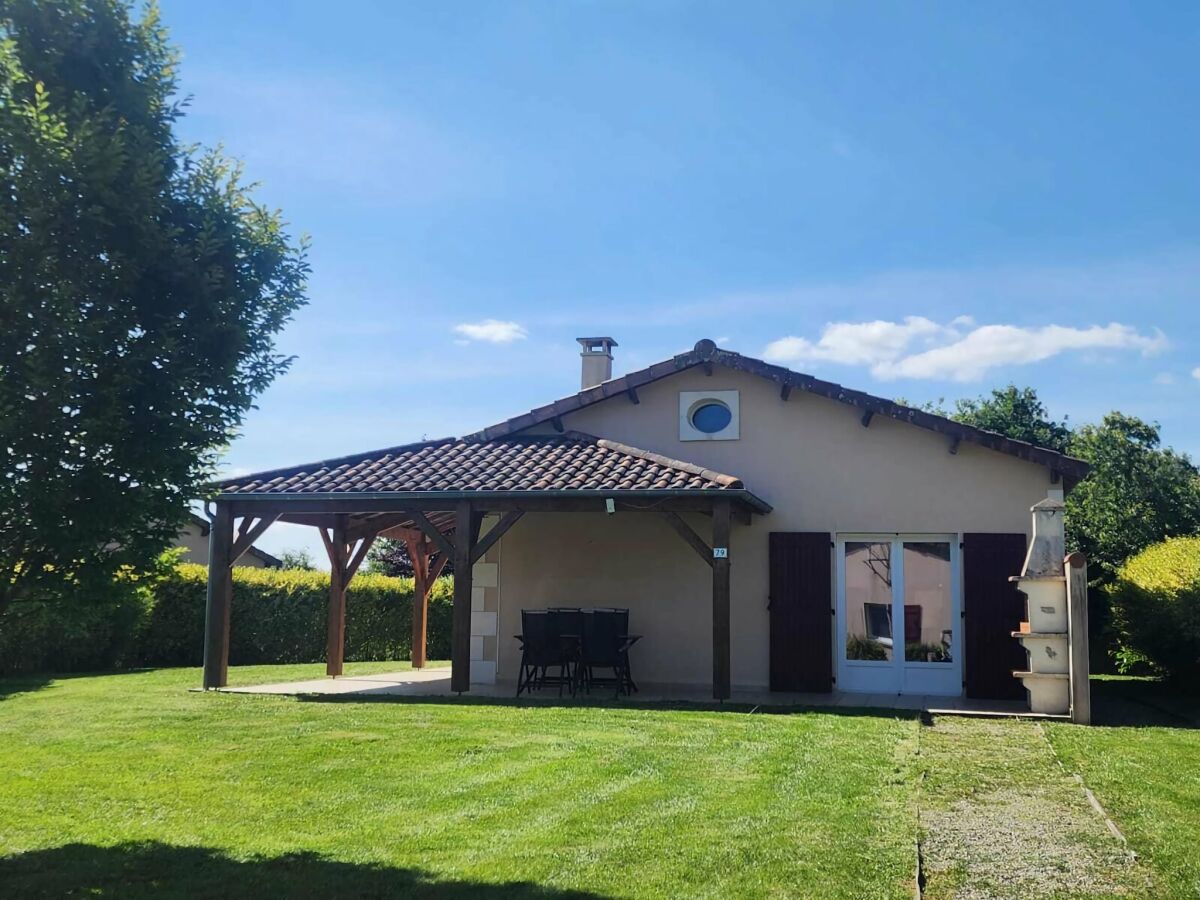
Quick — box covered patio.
[202,432,771,700]
[213,666,1035,716]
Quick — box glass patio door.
[835,535,962,696]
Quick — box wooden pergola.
[201,434,771,699]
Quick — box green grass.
[918,716,1149,898]
[0,665,919,899]
[1045,679,1200,899]
[3,668,1197,898]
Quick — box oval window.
[690,400,732,434]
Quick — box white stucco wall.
[494,365,1053,688]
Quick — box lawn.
[1045,679,1200,899]
[0,665,919,899]
[1,668,1196,899]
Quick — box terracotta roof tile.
[217,431,747,497]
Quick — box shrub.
[0,555,170,675]
[1107,536,1200,685]
[139,563,453,667]
[845,635,888,661]
[1,563,452,674]
[0,589,150,675]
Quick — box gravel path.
[918,716,1151,899]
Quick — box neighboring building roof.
[186,512,282,567]
[216,432,771,512]
[468,338,1092,482]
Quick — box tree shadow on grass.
[0,673,52,701]
[1090,677,1200,729]
[0,842,612,899]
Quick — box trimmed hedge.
[140,563,453,667]
[1108,536,1200,684]
[0,563,452,675]
[0,591,150,675]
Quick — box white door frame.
[835,533,963,696]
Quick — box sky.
[160,1,1200,564]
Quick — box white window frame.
[835,533,963,697]
[679,389,740,441]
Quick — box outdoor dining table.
[515,607,641,698]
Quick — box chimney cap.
[577,336,618,354]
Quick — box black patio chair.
[515,609,581,697]
[581,607,640,697]
[547,607,585,695]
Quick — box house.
[200,338,1089,705]
[177,513,281,569]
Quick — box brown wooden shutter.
[963,532,1028,700]
[769,532,833,692]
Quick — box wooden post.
[450,501,475,693]
[712,498,732,701]
[407,536,430,669]
[1067,551,1091,725]
[202,503,235,689]
[325,519,349,678]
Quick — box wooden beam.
[231,514,279,563]
[406,536,430,668]
[550,415,565,433]
[228,496,757,517]
[373,524,425,544]
[202,503,235,689]
[1067,552,1091,725]
[702,361,714,376]
[345,534,376,581]
[345,514,411,543]
[450,501,475,693]
[1049,468,1061,485]
[861,410,874,428]
[948,435,962,455]
[407,509,455,560]
[626,386,640,405]
[324,519,349,677]
[470,510,524,565]
[660,511,714,568]
[712,498,731,701]
[779,383,792,402]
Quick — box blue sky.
[162,1,1200,562]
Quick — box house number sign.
[712,547,728,559]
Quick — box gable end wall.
[496,365,1051,688]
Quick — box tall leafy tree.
[1065,413,1200,578]
[0,0,308,615]
[951,385,1072,454]
[365,538,453,579]
[278,548,317,571]
[930,385,1200,577]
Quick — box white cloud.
[1155,372,1177,385]
[763,316,952,369]
[452,319,529,344]
[763,319,1166,382]
[1192,367,1200,381]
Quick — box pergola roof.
[215,431,771,514]
[202,432,753,698]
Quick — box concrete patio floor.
[216,667,1044,716]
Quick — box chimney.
[577,336,617,389]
